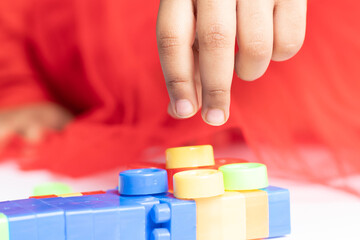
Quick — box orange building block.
[81,191,106,195]
[29,194,58,199]
[196,191,246,240]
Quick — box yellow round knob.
[173,169,224,199]
[165,145,215,169]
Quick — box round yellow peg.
[173,169,225,199]
[165,145,215,169]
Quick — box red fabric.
[0,0,359,194]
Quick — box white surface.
[0,161,360,240]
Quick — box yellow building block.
[173,169,224,199]
[165,145,214,169]
[196,191,246,240]
[238,190,269,239]
[57,192,83,197]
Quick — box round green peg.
[33,182,72,196]
[219,163,268,190]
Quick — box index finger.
[157,0,198,118]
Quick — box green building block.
[0,213,9,240]
[219,163,269,190]
[33,182,72,196]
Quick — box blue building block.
[41,193,146,240]
[152,194,196,240]
[40,197,93,240]
[151,228,170,240]
[0,201,37,240]
[92,192,120,201]
[84,198,146,240]
[119,193,197,240]
[262,186,291,238]
[120,195,161,239]
[12,199,65,240]
[119,169,168,195]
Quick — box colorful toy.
[32,183,72,196]
[0,145,291,240]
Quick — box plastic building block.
[0,201,37,240]
[165,145,214,169]
[219,163,269,190]
[119,192,196,240]
[119,168,168,195]
[238,190,269,239]
[40,194,147,240]
[173,169,224,199]
[150,203,171,223]
[57,193,83,197]
[91,192,120,201]
[152,194,196,240]
[166,159,248,192]
[81,191,106,195]
[12,199,65,240]
[0,213,9,240]
[120,195,162,239]
[0,144,292,240]
[151,228,170,240]
[33,182,72,196]
[83,198,146,240]
[166,166,214,192]
[195,191,246,240]
[41,197,93,240]
[29,195,58,199]
[261,186,291,238]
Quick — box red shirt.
[0,0,360,190]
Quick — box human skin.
[157,0,307,126]
[0,103,72,144]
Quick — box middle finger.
[197,0,237,125]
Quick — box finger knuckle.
[207,88,230,98]
[200,24,233,50]
[157,31,182,54]
[166,76,190,90]
[242,39,272,60]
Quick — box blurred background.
[0,0,360,239]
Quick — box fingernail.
[206,109,225,126]
[175,99,194,117]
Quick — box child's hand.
[0,102,72,144]
[157,0,306,125]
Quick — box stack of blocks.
[0,145,290,240]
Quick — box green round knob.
[219,163,268,190]
[33,182,72,196]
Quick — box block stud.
[151,228,171,240]
[173,169,224,199]
[166,145,215,169]
[151,203,171,223]
[219,163,269,190]
[32,182,72,196]
[119,168,168,195]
